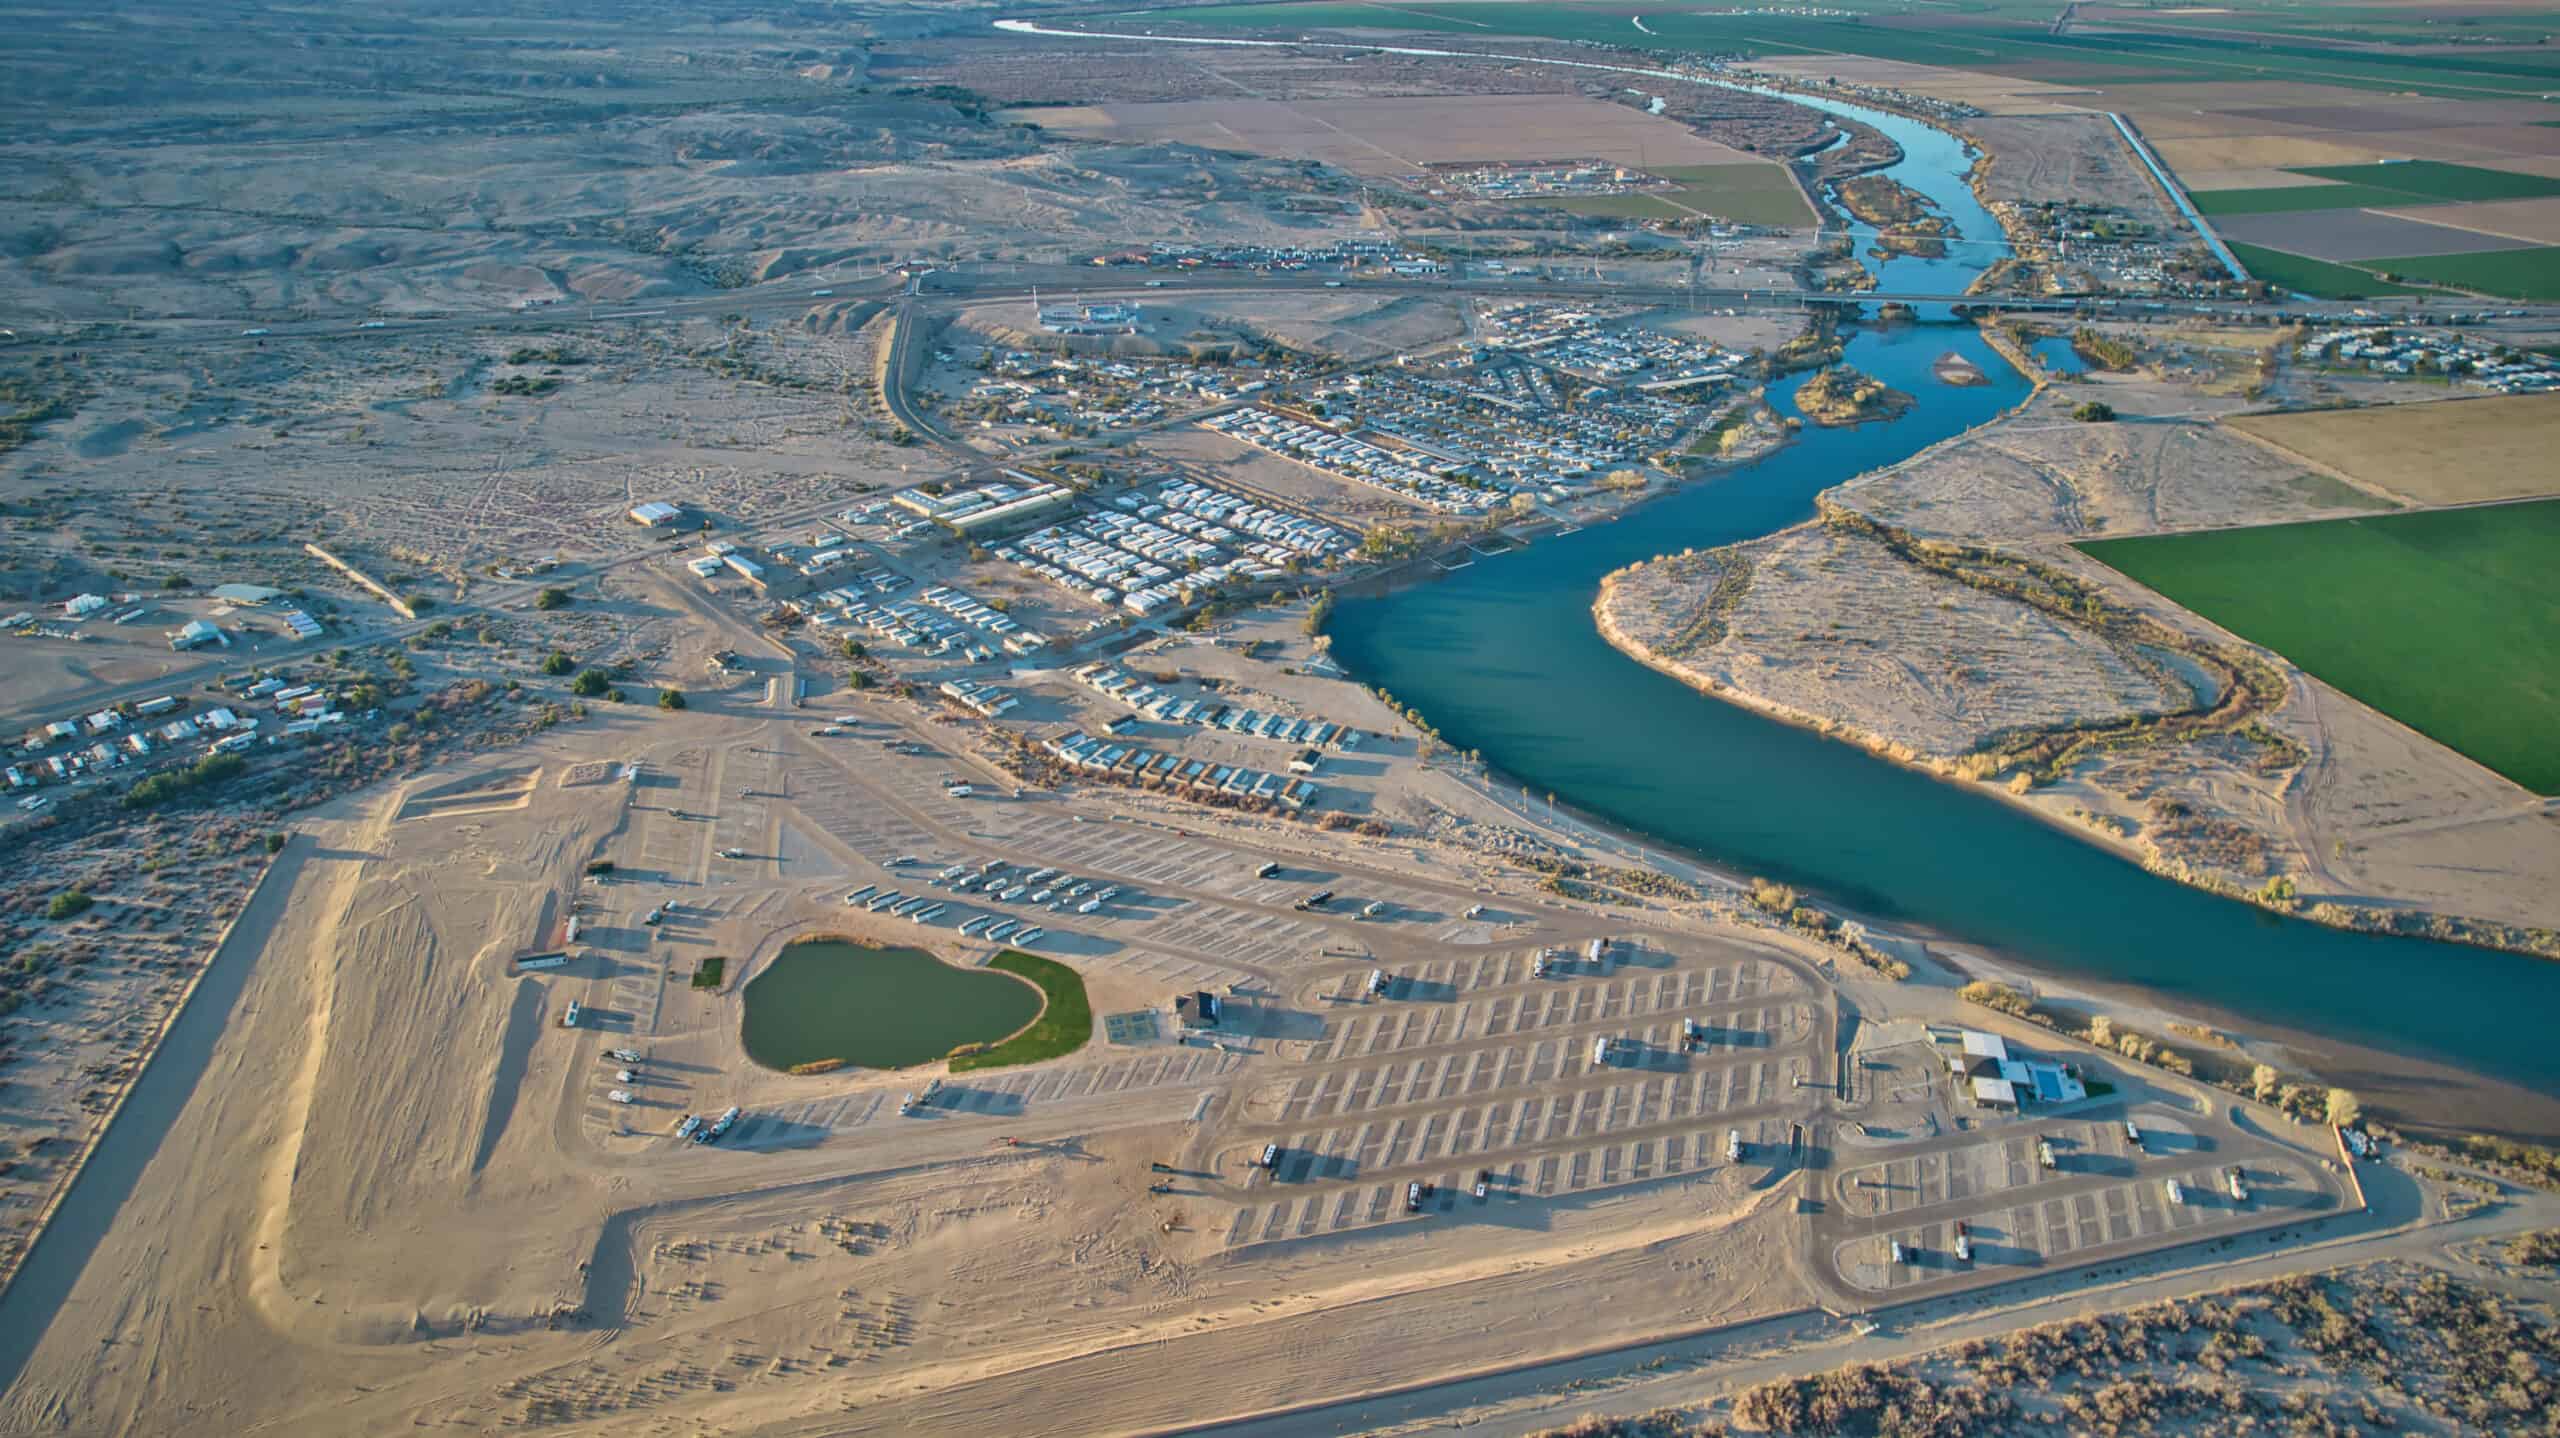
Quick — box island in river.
[1793,364,1914,425]
[1597,347,2560,964]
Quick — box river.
[994,18,2560,1134]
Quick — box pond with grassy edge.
[951,952,1093,1072]
[741,940,1046,1071]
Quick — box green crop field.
[2367,246,2560,302]
[2078,499,2560,795]
[2226,242,2436,299]
[1504,192,1691,221]
[1129,1,2560,98]
[1653,164,1813,227]
[2287,162,2560,204]
[2195,163,2560,217]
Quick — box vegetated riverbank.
[1792,365,1913,425]
[1831,174,1954,260]
[1594,468,2560,970]
[1326,346,2560,1142]
[1010,14,2560,1134]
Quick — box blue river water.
[990,16,2560,1125]
[1322,90,2560,1122]
[1329,321,2560,1118]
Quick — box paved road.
[12,257,2536,361]
[1160,1153,2549,1438]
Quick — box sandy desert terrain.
[1597,345,2560,941]
[4,4,2556,1434]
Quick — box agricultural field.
[2077,499,2560,795]
[2197,163,2560,299]
[2225,238,2560,302]
[2225,242,2439,300]
[2195,162,2560,216]
[1505,162,1812,227]
[2215,209,2523,264]
[1013,91,1762,180]
[2364,246,2560,301]
[2183,162,2560,301]
[1133,0,2560,99]
[2224,395,2560,507]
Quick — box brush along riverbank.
[1593,506,2560,964]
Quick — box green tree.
[539,651,574,676]
[570,668,611,698]
[1358,526,1415,561]
[657,688,686,710]
[46,889,94,920]
[534,587,570,610]
[840,639,866,661]
[2071,401,2117,423]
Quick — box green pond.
[741,941,1044,1070]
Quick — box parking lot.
[1211,935,1825,1251]
[1837,1113,2189,1219]
[1222,1117,1796,1249]
[1834,1153,2336,1293]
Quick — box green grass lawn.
[2226,242,2436,299]
[2077,499,2560,794]
[691,956,726,989]
[948,951,1094,1072]
[2365,247,2560,302]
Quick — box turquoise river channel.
[1000,18,2560,1133]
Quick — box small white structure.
[629,500,684,526]
[1940,1027,2086,1109]
[169,619,226,651]
[63,593,108,619]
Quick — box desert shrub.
[1958,980,2033,1017]
[1746,878,1798,915]
[2508,1229,2560,1268]
[123,751,247,810]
